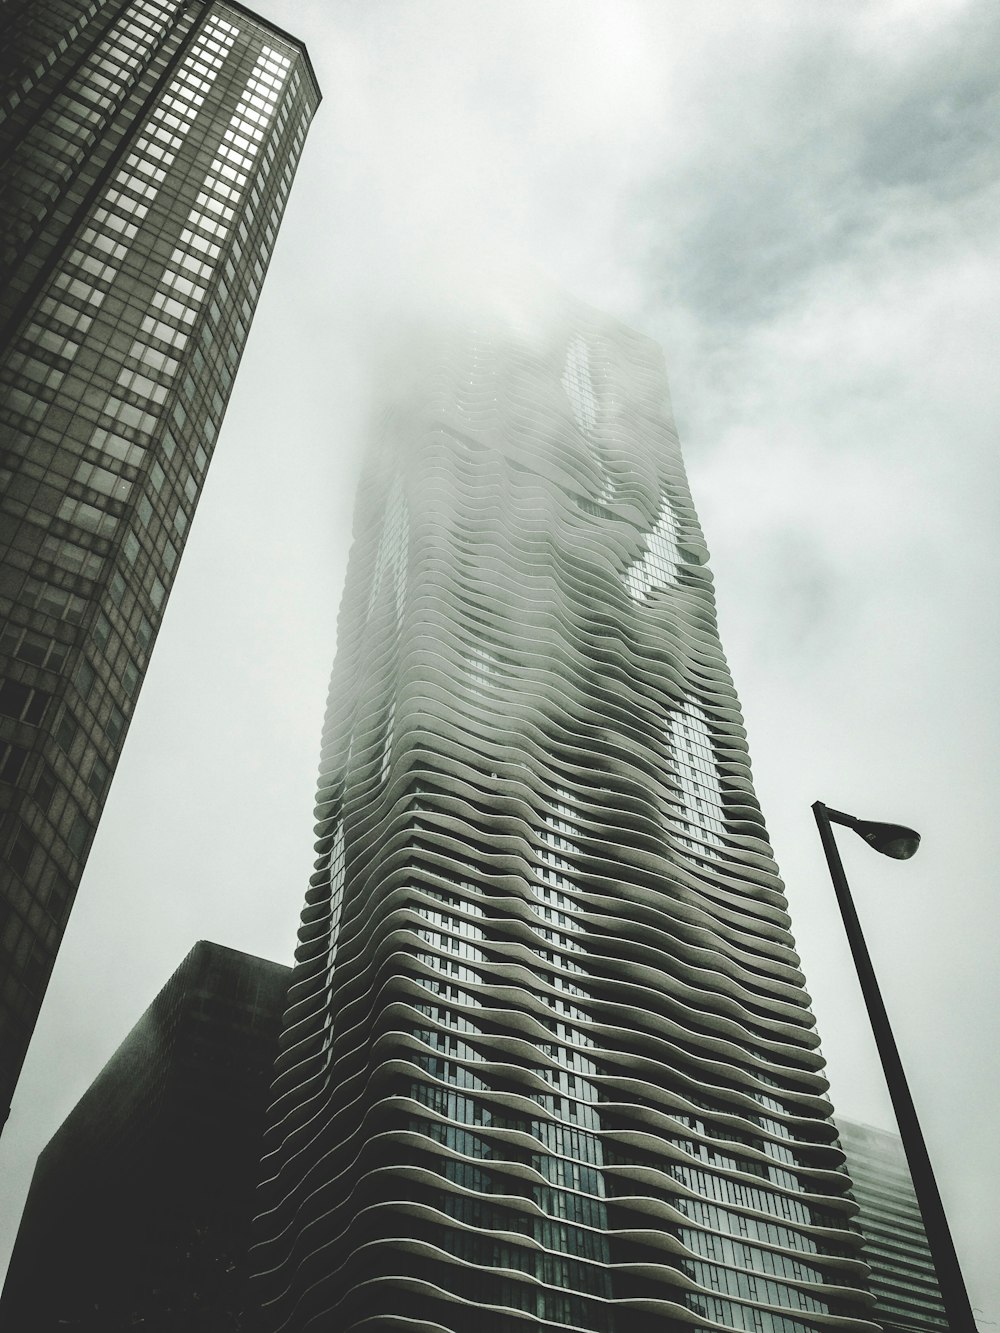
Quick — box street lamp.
[812,801,975,1333]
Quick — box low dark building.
[1,940,289,1330]
[837,1117,948,1333]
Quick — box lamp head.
[853,819,921,860]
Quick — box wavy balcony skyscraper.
[254,293,880,1333]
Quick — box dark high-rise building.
[0,940,290,1330]
[0,1,319,1123]
[836,1118,948,1333]
[252,296,880,1332]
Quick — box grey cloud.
[631,1,1000,337]
[855,15,1000,196]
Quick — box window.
[33,766,56,813]
[45,874,72,922]
[0,742,28,784]
[41,536,103,580]
[74,460,132,500]
[66,810,90,857]
[55,711,78,753]
[135,613,153,651]
[23,579,86,625]
[86,754,111,799]
[57,497,118,538]
[92,428,145,467]
[92,612,112,651]
[0,679,50,726]
[23,942,49,996]
[0,626,68,673]
[74,658,96,698]
[105,703,126,746]
[122,660,140,696]
[8,825,36,878]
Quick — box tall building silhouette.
[837,1118,948,1333]
[1,941,290,1330]
[253,295,880,1332]
[0,1,319,1124]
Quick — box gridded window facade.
[253,301,879,1333]
[623,496,681,597]
[665,699,728,856]
[0,0,320,1125]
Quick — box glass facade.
[0,0,320,1126]
[836,1118,948,1333]
[253,297,881,1333]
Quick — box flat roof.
[218,0,322,104]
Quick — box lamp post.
[812,801,975,1333]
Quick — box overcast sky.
[3,0,998,1320]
